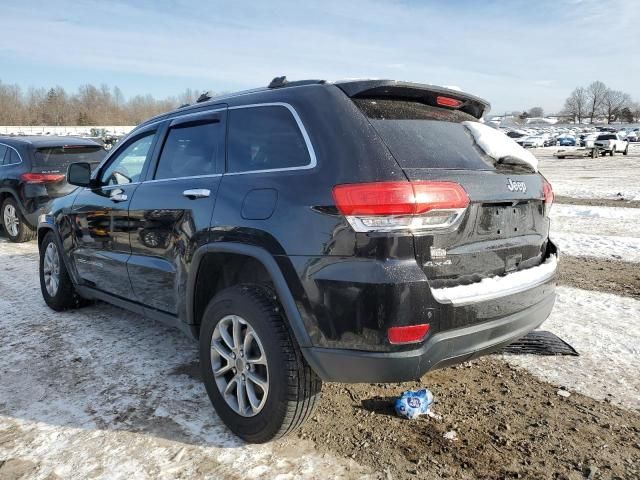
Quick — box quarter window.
[227,106,311,173]
[155,120,222,180]
[100,133,154,186]
[0,145,8,165]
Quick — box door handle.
[110,193,128,202]
[183,189,211,199]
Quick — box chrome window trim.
[0,142,24,167]
[143,173,223,184]
[225,102,317,176]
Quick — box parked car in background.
[594,133,630,156]
[0,136,106,242]
[37,78,557,442]
[625,132,639,142]
[543,136,556,147]
[521,136,545,148]
[580,133,599,148]
[558,136,576,147]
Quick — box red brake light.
[388,324,430,344]
[436,96,463,108]
[21,173,65,184]
[543,179,554,206]
[333,181,469,216]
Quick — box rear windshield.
[597,134,616,140]
[354,99,494,170]
[34,145,106,167]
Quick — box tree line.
[562,81,639,124]
[0,80,205,126]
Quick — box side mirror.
[67,162,93,188]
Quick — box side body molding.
[187,242,312,348]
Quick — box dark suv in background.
[0,136,105,242]
[37,79,557,443]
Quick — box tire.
[39,231,84,310]
[623,144,629,156]
[610,147,615,156]
[2,197,35,243]
[199,284,322,443]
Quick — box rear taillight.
[332,181,469,232]
[388,324,430,344]
[543,178,554,215]
[21,173,65,184]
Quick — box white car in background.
[521,136,545,148]
[594,133,629,156]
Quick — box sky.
[1,0,639,115]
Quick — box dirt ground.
[555,195,640,209]
[558,256,640,299]
[299,359,640,480]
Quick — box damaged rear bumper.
[303,290,556,383]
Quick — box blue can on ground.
[394,389,434,419]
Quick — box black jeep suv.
[37,79,557,443]
[0,136,105,242]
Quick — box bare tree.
[563,87,588,124]
[602,89,632,124]
[633,102,640,122]
[586,80,607,123]
[527,106,544,118]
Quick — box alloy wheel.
[210,315,269,417]
[43,242,61,297]
[3,204,19,238]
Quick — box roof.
[0,135,102,148]
[138,78,491,128]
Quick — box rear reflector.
[21,173,65,184]
[333,181,469,232]
[388,324,430,344]
[436,96,463,108]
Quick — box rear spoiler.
[334,80,490,119]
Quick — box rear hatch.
[31,144,106,197]
[340,83,551,288]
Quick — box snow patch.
[463,121,538,172]
[552,232,640,262]
[501,286,640,411]
[432,255,557,305]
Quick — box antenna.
[196,91,212,103]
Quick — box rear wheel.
[199,284,321,443]
[2,198,35,243]
[623,144,629,156]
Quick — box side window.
[100,133,155,186]
[9,149,21,165]
[154,120,221,180]
[0,145,8,166]
[227,106,311,173]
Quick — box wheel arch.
[187,242,312,348]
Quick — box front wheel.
[39,231,84,310]
[610,147,615,156]
[623,144,629,156]
[200,284,322,443]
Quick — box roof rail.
[267,76,326,89]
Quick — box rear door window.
[154,120,222,180]
[354,99,495,170]
[227,105,311,173]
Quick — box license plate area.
[476,202,535,237]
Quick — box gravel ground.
[300,359,640,480]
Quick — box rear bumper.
[303,291,555,383]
